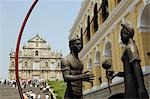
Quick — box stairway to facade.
[22,84,53,99]
[0,84,20,99]
[0,84,54,99]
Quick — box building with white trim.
[69,0,150,98]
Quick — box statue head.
[120,23,134,44]
[69,37,82,53]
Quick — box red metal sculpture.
[15,0,38,98]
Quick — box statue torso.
[121,41,140,98]
[62,54,83,97]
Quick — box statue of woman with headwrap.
[120,23,149,99]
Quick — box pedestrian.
[45,94,49,99]
[37,94,41,99]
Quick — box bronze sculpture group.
[61,23,149,99]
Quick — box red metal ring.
[15,0,38,98]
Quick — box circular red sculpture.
[15,0,38,98]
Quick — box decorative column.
[92,63,101,86]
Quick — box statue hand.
[115,72,124,77]
[82,71,94,82]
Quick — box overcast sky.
[0,0,82,79]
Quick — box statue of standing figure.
[61,38,94,99]
[119,23,149,98]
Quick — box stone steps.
[0,84,20,99]
[0,84,54,99]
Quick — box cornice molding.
[79,0,139,60]
[69,0,91,40]
[138,26,150,32]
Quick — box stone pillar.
[92,63,101,86]
[83,59,92,90]
[83,32,88,46]
[90,21,95,36]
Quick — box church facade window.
[35,51,38,56]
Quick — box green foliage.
[48,80,66,99]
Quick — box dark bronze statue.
[102,23,149,99]
[109,23,149,99]
[120,23,149,98]
[61,38,94,99]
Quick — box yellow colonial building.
[69,0,150,98]
[9,35,63,81]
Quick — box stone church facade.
[9,35,63,81]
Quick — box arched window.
[102,0,109,21]
[35,51,38,56]
[138,4,150,32]
[87,16,91,41]
[95,51,100,65]
[19,61,22,70]
[57,61,60,67]
[117,0,121,4]
[95,51,102,84]
[104,42,112,57]
[94,3,98,32]
[115,0,121,6]
[12,61,14,67]
[33,61,40,70]
[80,27,83,49]
[88,59,92,72]
[36,42,38,47]
[25,61,27,67]
[104,41,113,71]
[50,61,55,70]
[45,62,48,67]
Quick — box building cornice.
[79,0,139,60]
[69,0,91,40]
[138,26,150,32]
[9,68,62,71]
[23,47,51,50]
[10,56,61,59]
[28,34,46,43]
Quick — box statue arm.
[61,58,94,82]
[62,69,94,82]
[62,70,83,82]
[116,72,124,77]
